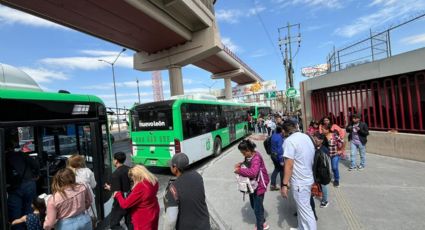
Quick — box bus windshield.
[133,104,174,131]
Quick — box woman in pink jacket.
[234,139,270,230]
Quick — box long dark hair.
[320,116,333,126]
[238,139,256,152]
[32,197,46,225]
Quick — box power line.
[251,0,283,62]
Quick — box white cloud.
[19,67,68,83]
[216,5,266,24]
[0,5,67,29]
[248,5,266,16]
[272,0,342,9]
[82,80,168,90]
[401,33,425,45]
[335,0,425,37]
[222,37,241,53]
[184,88,210,93]
[216,9,241,24]
[97,92,152,99]
[40,51,133,70]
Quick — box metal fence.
[327,13,425,73]
[311,71,425,133]
[106,107,130,132]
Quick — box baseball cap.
[170,153,189,171]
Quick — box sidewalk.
[202,134,425,230]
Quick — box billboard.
[301,63,330,78]
[232,80,277,97]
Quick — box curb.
[197,141,242,230]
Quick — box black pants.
[110,200,131,230]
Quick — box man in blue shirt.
[270,126,284,191]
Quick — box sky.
[1,0,425,108]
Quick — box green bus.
[249,103,272,120]
[0,88,113,229]
[129,96,251,167]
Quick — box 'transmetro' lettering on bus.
[139,121,166,127]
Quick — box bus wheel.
[213,137,222,156]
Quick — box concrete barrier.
[347,131,425,162]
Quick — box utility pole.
[278,23,301,113]
[136,78,141,104]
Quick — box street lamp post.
[136,78,141,104]
[99,48,126,133]
[202,81,217,95]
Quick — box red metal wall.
[311,71,425,133]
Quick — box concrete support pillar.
[168,65,184,96]
[224,77,232,100]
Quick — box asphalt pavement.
[110,134,425,229]
[202,134,425,230]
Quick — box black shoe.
[333,181,340,187]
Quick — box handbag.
[83,183,97,228]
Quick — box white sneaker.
[289,228,298,230]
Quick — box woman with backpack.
[321,124,344,187]
[234,139,270,230]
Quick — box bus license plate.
[149,160,157,165]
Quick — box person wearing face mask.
[234,139,270,230]
[346,113,369,170]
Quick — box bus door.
[0,128,7,230]
[0,124,111,228]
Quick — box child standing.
[11,197,46,230]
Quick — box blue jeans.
[249,193,265,230]
[350,142,366,168]
[270,154,283,187]
[321,184,328,203]
[8,180,37,230]
[331,155,340,182]
[56,212,92,230]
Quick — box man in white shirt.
[281,120,316,230]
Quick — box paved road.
[110,139,227,229]
[112,140,219,194]
[203,134,425,230]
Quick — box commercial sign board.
[232,80,277,97]
[301,63,330,78]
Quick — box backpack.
[312,148,332,185]
[263,136,272,155]
[308,136,331,185]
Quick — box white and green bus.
[129,95,251,167]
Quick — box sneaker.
[333,181,340,187]
[320,201,329,208]
[357,165,364,170]
[254,223,270,230]
[348,166,356,171]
